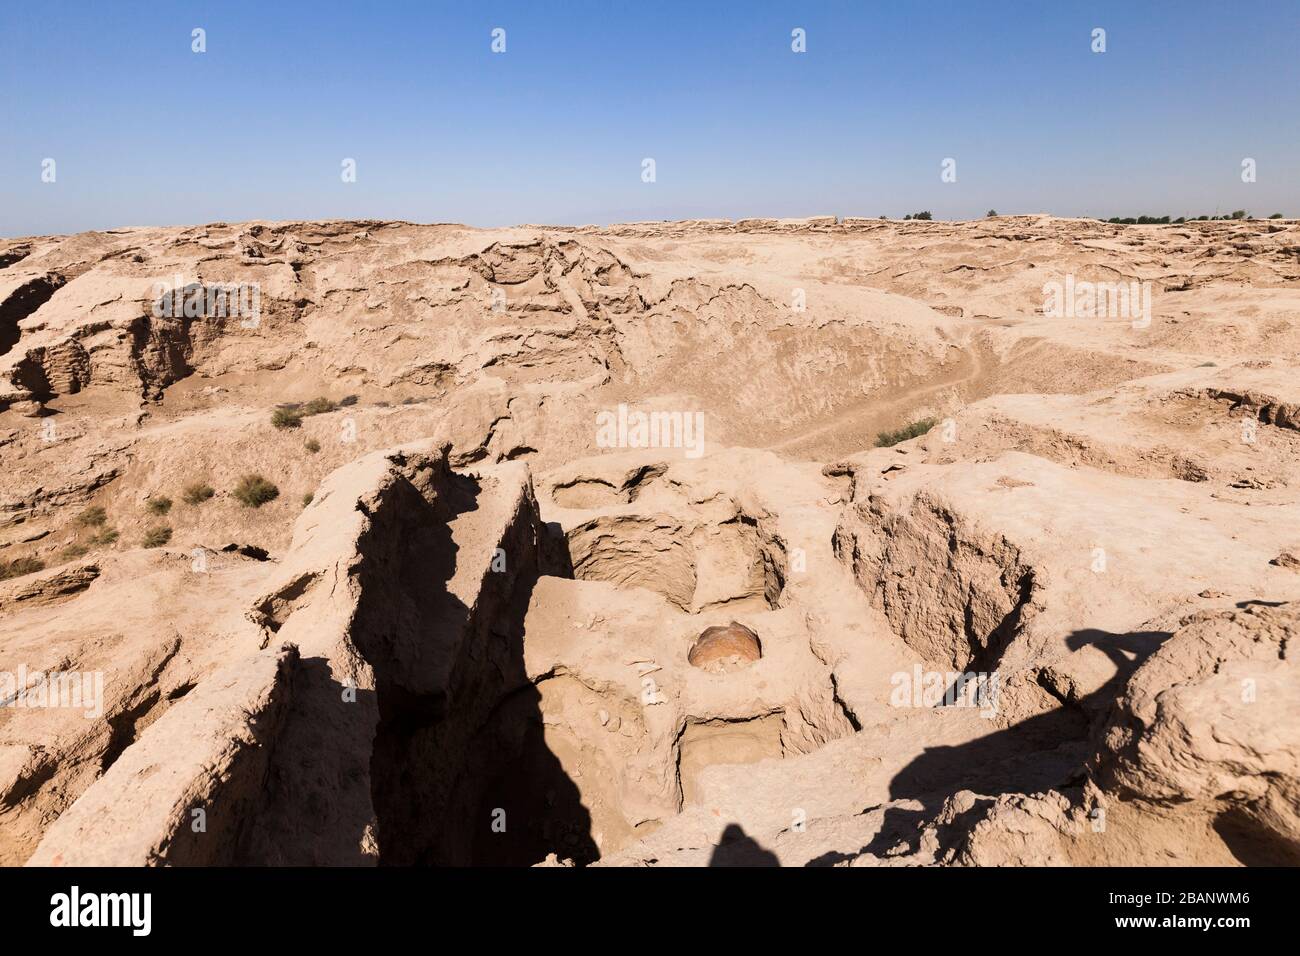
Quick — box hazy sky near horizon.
[2,0,1298,237]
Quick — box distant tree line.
[1101,211,1286,224]
[865,211,1287,223]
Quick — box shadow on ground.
[806,627,1173,867]
[708,824,779,866]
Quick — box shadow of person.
[886,627,1174,812]
[363,469,597,866]
[708,824,780,867]
[836,627,1174,865]
[247,461,597,866]
[1062,628,1172,691]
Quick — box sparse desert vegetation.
[875,417,938,447]
[301,397,337,416]
[0,555,45,580]
[271,406,304,429]
[182,482,216,505]
[61,505,120,557]
[141,525,172,548]
[272,397,338,430]
[233,474,280,508]
[75,505,107,528]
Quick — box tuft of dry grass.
[76,506,107,527]
[142,525,172,548]
[271,406,304,429]
[182,482,216,505]
[141,528,172,548]
[233,474,279,508]
[301,397,337,416]
[273,397,336,430]
[0,556,45,580]
[875,417,938,447]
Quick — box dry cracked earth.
[1,214,1298,867]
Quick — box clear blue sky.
[2,0,1297,236]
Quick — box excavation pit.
[687,621,762,673]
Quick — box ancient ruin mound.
[2,216,1298,866]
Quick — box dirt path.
[767,344,991,459]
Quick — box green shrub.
[233,474,279,508]
[0,556,45,580]
[142,525,172,548]
[182,482,216,505]
[875,417,939,448]
[304,438,321,454]
[1270,213,1284,219]
[76,506,107,527]
[90,527,120,546]
[339,395,359,407]
[274,397,337,430]
[61,543,91,559]
[147,496,173,516]
[302,492,314,506]
[986,209,998,217]
[910,211,933,221]
[271,406,304,429]
[301,397,337,416]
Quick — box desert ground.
[1,215,1297,866]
